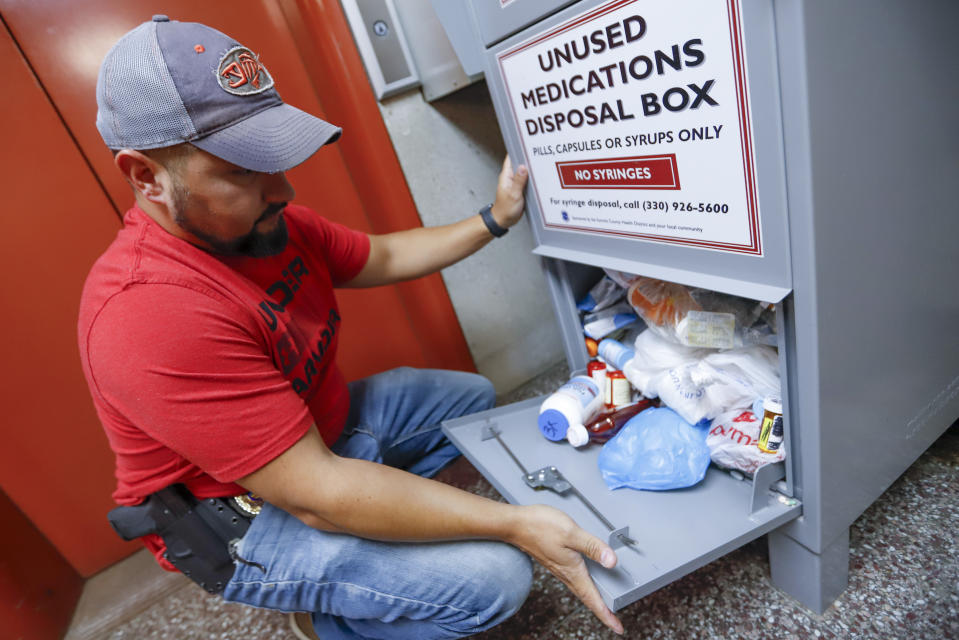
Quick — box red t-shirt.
[78,204,369,567]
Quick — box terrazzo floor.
[66,363,959,640]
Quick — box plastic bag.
[653,344,781,425]
[625,276,773,348]
[684,289,769,346]
[621,330,781,425]
[706,402,785,475]
[602,268,640,290]
[622,329,709,395]
[577,275,625,312]
[598,407,711,491]
[626,277,700,339]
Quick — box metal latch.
[482,422,640,552]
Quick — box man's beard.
[171,181,290,258]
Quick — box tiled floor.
[66,364,959,639]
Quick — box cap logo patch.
[217,46,274,95]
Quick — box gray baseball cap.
[96,15,341,173]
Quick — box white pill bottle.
[537,375,604,442]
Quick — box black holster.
[107,484,253,594]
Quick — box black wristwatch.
[479,203,509,238]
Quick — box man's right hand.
[507,504,625,635]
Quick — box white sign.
[497,0,762,255]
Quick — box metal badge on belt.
[232,492,264,517]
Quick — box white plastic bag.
[707,404,785,474]
[622,330,781,425]
[703,347,781,398]
[622,329,708,395]
[655,345,780,424]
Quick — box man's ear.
[114,150,175,206]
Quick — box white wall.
[377,82,565,393]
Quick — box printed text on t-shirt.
[257,256,309,330]
[291,308,341,396]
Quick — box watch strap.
[479,203,509,237]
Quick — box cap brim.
[191,103,341,173]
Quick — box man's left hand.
[491,156,529,229]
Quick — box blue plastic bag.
[597,407,711,491]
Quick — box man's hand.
[508,504,625,635]
[491,156,529,229]
[344,154,530,288]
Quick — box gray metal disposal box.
[435,0,959,614]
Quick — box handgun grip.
[107,504,157,541]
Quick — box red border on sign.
[497,0,762,255]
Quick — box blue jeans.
[222,368,533,639]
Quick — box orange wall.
[0,16,134,576]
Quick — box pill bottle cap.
[566,424,589,447]
[762,396,783,414]
[538,409,570,441]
